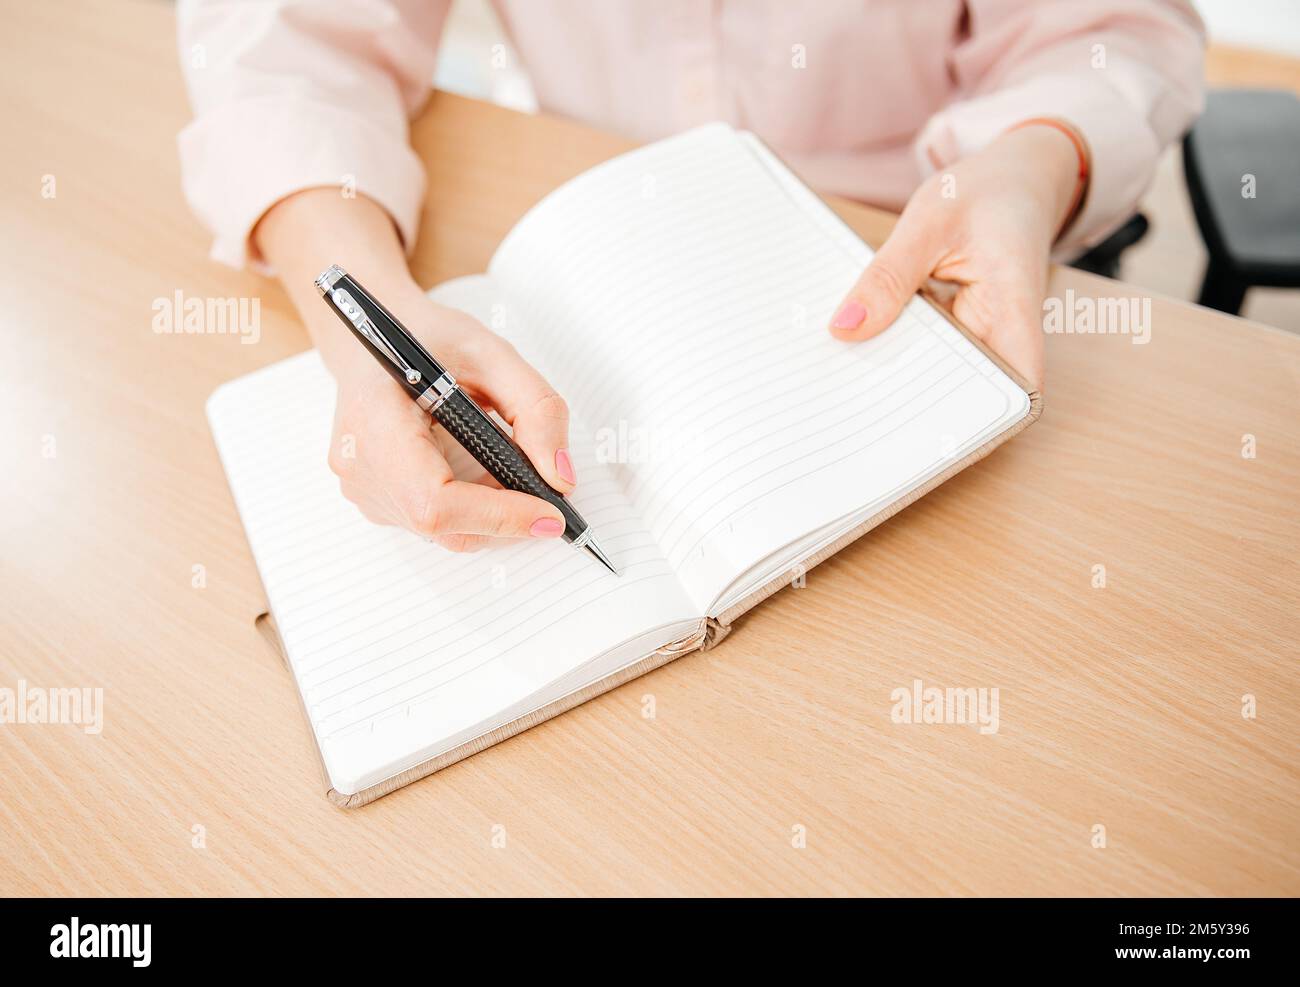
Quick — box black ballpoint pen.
[314,264,619,575]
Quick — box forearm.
[253,189,425,375]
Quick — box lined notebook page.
[207,278,695,795]
[490,124,1029,613]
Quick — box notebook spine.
[701,617,731,651]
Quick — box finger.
[430,532,493,553]
[370,429,493,550]
[409,480,565,541]
[953,283,1046,392]
[465,337,576,493]
[829,214,937,342]
[996,329,1045,394]
[330,383,454,519]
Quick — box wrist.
[319,282,444,391]
[256,187,421,302]
[1001,119,1090,240]
[254,187,425,375]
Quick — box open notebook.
[209,123,1039,805]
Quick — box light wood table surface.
[2,0,1297,896]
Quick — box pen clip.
[330,287,424,387]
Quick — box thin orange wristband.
[1008,117,1091,240]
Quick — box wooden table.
[2,0,1297,896]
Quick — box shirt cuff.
[178,95,426,274]
[915,71,1161,256]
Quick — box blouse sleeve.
[177,0,451,271]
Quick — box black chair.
[1183,89,1300,315]
[1071,213,1150,280]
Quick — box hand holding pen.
[316,266,617,574]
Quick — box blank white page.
[489,124,1029,613]
[207,278,696,796]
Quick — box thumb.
[829,219,936,341]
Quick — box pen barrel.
[433,388,588,543]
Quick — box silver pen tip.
[583,538,621,576]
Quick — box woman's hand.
[254,189,576,552]
[326,288,577,552]
[829,123,1084,392]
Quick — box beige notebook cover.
[210,124,1040,807]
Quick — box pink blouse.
[177,0,1205,269]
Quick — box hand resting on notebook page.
[828,123,1086,393]
[253,189,577,552]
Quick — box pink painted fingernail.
[555,448,577,485]
[530,517,565,538]
[832,300,867,330]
